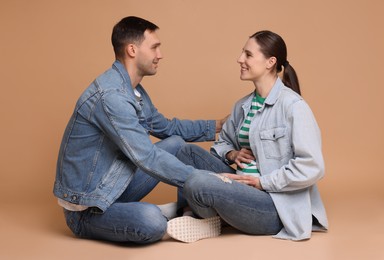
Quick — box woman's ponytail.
[251,30,301,95]
[282,62,301,95]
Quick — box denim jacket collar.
[241,77,284,113]
[112,60,136,97]
[264,77,283,106]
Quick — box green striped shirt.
[237,93,265,176]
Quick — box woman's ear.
[266,56,277,69]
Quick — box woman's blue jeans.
[64,136,186,244]
[177,144,283,235]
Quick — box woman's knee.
[184,172,214,198]
[185,172,206,188]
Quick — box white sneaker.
[167,216,221,243]
[157,202,178,220]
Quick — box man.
[54,16,226,244]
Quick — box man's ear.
[126,43,136,58]
[267,57,277,69]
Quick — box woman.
[167,30,328,242]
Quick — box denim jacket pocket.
[260,127,290,160]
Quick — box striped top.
[237,93,266,176]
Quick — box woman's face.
[237,38,271,82]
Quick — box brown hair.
[250,30,301,95]
[111,16,159,59]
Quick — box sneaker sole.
[167,216,221,243]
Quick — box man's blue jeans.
[177,144,283,235]
[64,136,186,244]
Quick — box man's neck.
[119,59,142,88]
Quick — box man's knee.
[134,204,167,244]
[156,135,185,155]
[177,143,202,157]
[165,135,185,147]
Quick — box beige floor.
[1,194,383,260]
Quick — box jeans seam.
[189,150,225,173]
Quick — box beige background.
[1,0,383,259]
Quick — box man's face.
[135,30,163,77]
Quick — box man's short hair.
[111,16,159,59]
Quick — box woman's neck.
[253,74,278,98]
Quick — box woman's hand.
[221,173,263,190]
[226,148,255,168]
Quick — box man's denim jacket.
[211,78,328,240]
[54,61,215,212]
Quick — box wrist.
[257,178,264,190]
[215,120,221,133]
[225,151,234,162]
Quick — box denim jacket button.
[63,193,68,198]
